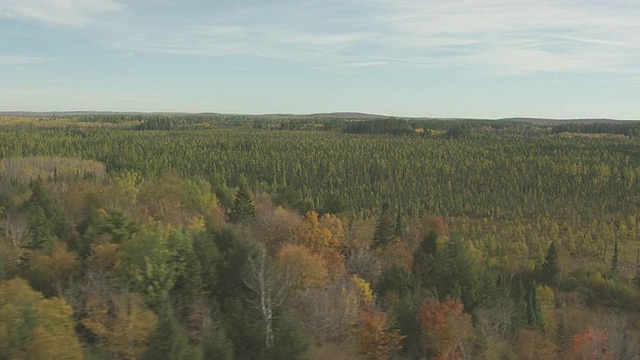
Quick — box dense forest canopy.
[0,114,639,359]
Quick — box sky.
[1,0,639,119]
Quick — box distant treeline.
[551,122,640,137]
[64,114,640,138]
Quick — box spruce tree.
[611,240,619,273]
[27,178,69,240]
[144,309,190,360]
[526,284,544,332]
[511,281,528,332]
[394,212,404,237]
[202,320,234,360]
[412,230,439,288]
[228,184,255,223]
[540,242,559,285]
[27,205,57,250]
[373,203,395,249]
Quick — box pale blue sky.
[1,0,639,119]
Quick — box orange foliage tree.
[516,329,557,360]
[566,327,612,360]
[356,309,404,360]
[419,297,474,359]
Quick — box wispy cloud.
[0,55,61,65]
[373,0,640,74]
[3,0,640,76]
[0,0,122,27]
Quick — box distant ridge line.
[0,111,636,123]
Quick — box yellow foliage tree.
[81,292,157,359]
[0,278,83,360]
[303,211,344,252]
[537,285,557,341]
[302,212,346,280]
[351,274,375,309]
[516,329,558,360]
[276,243,329,293]
[29,242,80,293]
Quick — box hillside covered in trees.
[0,114,639,359]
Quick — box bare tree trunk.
[6,212,29,249]
[244,247,288,349]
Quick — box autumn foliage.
[566,328,612,360]
[356,309,404,360]
[419,297,473,359]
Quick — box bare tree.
[5,212,29,249]
[244,246,289,349]
[298,275,361,345]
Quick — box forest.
[0,114,639,359]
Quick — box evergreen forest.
[1,114,640,359]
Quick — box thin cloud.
[3,0,640,76]
[0,0,123,27]
[0,55,61,65]
[369,0,640,75]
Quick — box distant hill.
[499,117,635,125]
[0,111,635,123]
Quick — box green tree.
[260,311,310,360]
[201,318,235,360]
[526,283,544,332]
[192,231,221,297]
[0,278,83,360]
[228,184,255,223]
[412,230,439,288]
[117,221,192,306]
[27,205,57,250]
[376,265,413,299]
[27,178,69,240]
[511,281,529,332]
[540,242,559,285]
[431,238,490,312]
[373,203,395,249]
[144,309,191,360]
[611,240,619,274]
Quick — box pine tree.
[201,320,234,360]
[526,284,544,332]
[412,230,439,288]
[611,240,619,273]
[144,309,191,360]
[540,242,559,285]
[511,281,529,332]
[28,205,57,250]
[261,311,310,360]
[27,178,69,240]
[228,184,255,223]
[394,212,404,237]
[373,203,395,249]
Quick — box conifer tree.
[144,309,190,360]
[373,203,395,249]
[511,281,529,332]
[27,205,57,250]
[27,178,69,240]
[540,242,559,285]
[228,184,255,223]
[201,319,234,360]
[412,230,439,289]
[526,284,544,332]
[394,212,404,237]
[611,240,619,273]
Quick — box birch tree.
[244,246,289,349]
